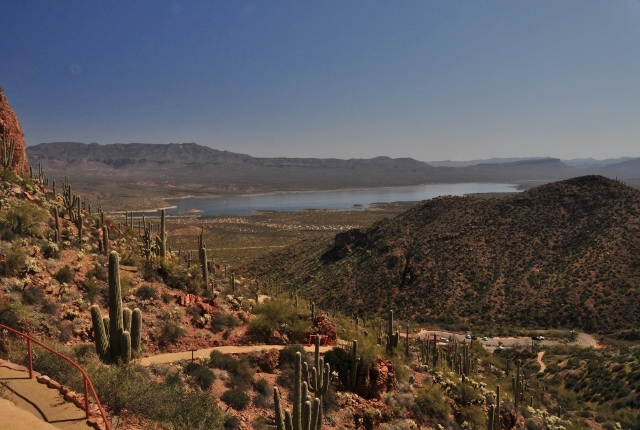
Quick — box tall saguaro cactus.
[91,251,142,363]
[304,336,330,429]
[158,208,167,258]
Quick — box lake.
[163,183,520,216]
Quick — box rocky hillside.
[248,175,640,333]
[0,91,30,177]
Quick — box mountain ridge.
[247,175,640,333]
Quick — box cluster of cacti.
[512,359,527,409]
[0,125,15,170]
[91,251,142,364]
[304,335,330,428]
[30,162,49,186]
[273,348,327,430]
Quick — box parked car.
[482,337,489,341]
[465,334,471,339]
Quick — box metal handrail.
[0,323,111,430]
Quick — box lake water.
[163,183,520,216]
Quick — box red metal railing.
[0,323,111,430]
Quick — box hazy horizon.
[4,2,640,161]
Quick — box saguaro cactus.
[304,336,330,429]
[91,251,142,363]
[386,310,399,353]
[158,208,167,258]
[0,126,15,170]
[350,340,358,391]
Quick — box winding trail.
[537,351,546,374]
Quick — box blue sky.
[2,1,639,161]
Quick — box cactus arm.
[121,331,131,364]
[131,308,142,353]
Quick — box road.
[416,330,599,352]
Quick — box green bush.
[184,362,216,391]
[1,240,29,275]
[253,377,270,396]
[210,312,240,333]
[4,200,49,236]
[136,285,158,300]
[54,265,74,284]
[415,382,452,420]
[221,388,250,411]
[22,285,45,305]
[158,321,186,348]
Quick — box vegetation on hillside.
[248,176,640,333]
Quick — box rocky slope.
[248,175,640,333]
[0,91,30,177]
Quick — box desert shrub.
[22,285,45,305]
[40,299,58,315]
[184,362,216,391]
[324,347,352,388]
[253,392,272,409]
[253,377,270,396]
[158,321,186,347]
[221,388,250,411]
[247,314,274,342]
[0,303,21,330]
[54,265,74,284]
[42,241,60,259]
[210,312,240,333]
[86,263,107,281]
[5,200,48,236]
[90,362,224,429]
[415,382,452,420]
[208,351,253,388]
[1,240,29,275]
[287,319,313,343]
[224,415,241,429]
[136,285,158,300]
[278,344,310,369]
[83,276,102,304]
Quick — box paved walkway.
[0,365,93,430]
[141,343,334,365]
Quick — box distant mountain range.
[428,156,638,168]
[26,142,640,208]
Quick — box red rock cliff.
[0,91,30,177]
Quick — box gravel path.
[537,351,546,373]
[140,344,333,365]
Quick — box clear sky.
[2,1,639,161]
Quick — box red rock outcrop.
[313,315,337,345]
[0,91,30,177]
[354,355,398,399]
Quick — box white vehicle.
[482,337,488,341]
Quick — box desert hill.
[247,175,640,333]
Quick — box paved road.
[416,330,599,352]
[140,344,333,365]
